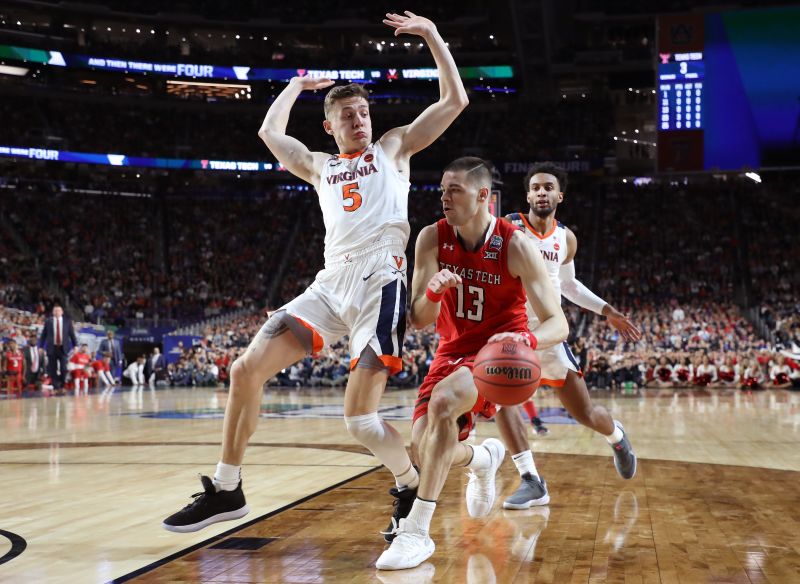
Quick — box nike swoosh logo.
[362,271,378,281]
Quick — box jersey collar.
[521,214,557,240]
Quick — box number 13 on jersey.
[342,182,362,212]
[455,283,484,321]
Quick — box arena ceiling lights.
[0,64,28,76]
[166,80,252,101]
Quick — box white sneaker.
[376,518,435,571]
[465,438,505,517]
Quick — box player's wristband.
[521,331,538,350]
[425,287,445,303]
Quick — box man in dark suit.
[97,330,123,379]
[38,304,78,392]
[24,332,44,389]
[145,347,166,387]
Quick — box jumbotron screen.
[657,6,800,171]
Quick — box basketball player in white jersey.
[162,11,469,533]
[496,163,640,510]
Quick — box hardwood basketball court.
[1,386,799,583]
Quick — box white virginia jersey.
[508,214,568,324]
[317,142,410,265]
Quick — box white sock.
[213,461,241,492]
[511,450,539,478]
[467,444,492,471]
[605,424,624,445]
[406,498,436,534]
[395,464,420,490]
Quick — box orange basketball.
[473,340,541,406]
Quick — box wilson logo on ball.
[501,343,517,354]
[484,366,533,381]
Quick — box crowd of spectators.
[575,179,798,391]
[0,305,42,346]
[157,291,798,394]
[3,164,798,396]
[164,194,301,319]
[579,302,798,391]
[0,188,302,323]
[2,189,159,323]
[0,222,55,311]
[163,310,439,389]
[740,183,800,349]
[593,182,741,308]
[478,98,614,163]
[0,95,608,172]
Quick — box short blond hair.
[323,83,370,118]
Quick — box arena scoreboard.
[657,53,704,131]
[657,7,800,171]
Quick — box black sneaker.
[162,475,249,533]
[381,486,417,543]
[532,417,550,436]
[610,421,637,479]
[503,473,550,509]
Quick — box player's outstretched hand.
[427,269,461,294]
[383,11,436,38]
[289,76,335,91]
[606,309,642,343]
[488,332,532,346]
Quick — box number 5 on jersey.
[342,182,362,212]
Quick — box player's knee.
[427,388,460,423]
[229,357,255,389]
[571,405,595,426]
[344,412,383,443]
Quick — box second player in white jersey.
[492,163,640,515]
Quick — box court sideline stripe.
[109,465,381,583]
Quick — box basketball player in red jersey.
[376,157,568,570]
[2,339,25,393]
[69,343,93,394]
[164,12,470,533]
[497,163,638,511]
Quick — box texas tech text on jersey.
[437,262,502,286]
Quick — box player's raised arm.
[379,11,469,158]
[409,224,460,328]
[257,76,334,186]
[507,231,569,349]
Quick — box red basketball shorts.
[413,353,496,442]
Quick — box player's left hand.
[488,332,532,347]
[383,11,436,39]
[606,309,641,343]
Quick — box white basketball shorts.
[280,238,407,374]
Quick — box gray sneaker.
[503,473,550,510]
[610,420,637,479]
